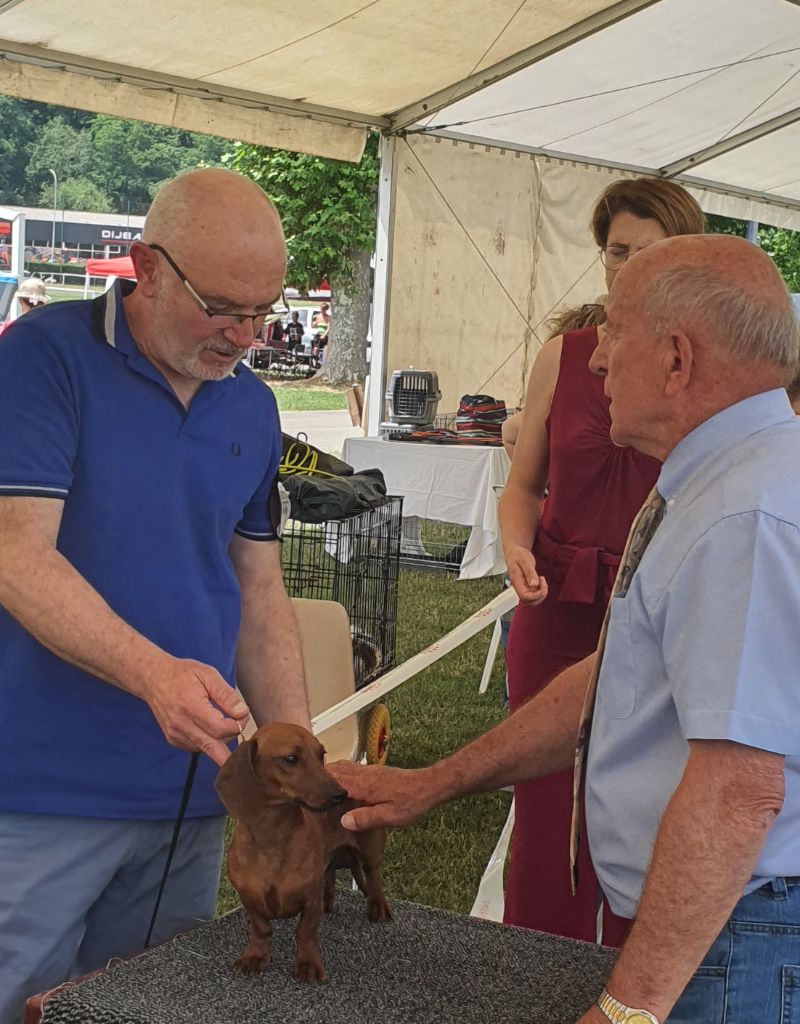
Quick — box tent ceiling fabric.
[0,0,636,161]
[427,0,800,207]
[0,55,367,162]
[0,0,622,116]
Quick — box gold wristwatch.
[597,988,660,1024]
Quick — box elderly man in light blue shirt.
[587,387,800,920]
[334,234,800,1024]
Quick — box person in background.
[286,309,305,353]
[312,301,330,366]
[0,168,309,1023]
[499,178,705,945]
[0,277,49,337]
[312,301,330,334]
[268,314,284,345]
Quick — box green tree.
[706,214,747,238]
[40,177,112,213]
[228,134,380,385]
[0,96,229,212]
[0,97,91,205]
[90,117,228,214]
[707,214,800,292]
[759,227,800,293]
[26,117,93,197]
[0,97,39,204]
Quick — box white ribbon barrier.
[470,799,515,922]
[311,586,519,736]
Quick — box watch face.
[627,1014,657,1024]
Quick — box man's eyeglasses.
[147,243,289,335]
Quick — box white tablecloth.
[342,437,510,579]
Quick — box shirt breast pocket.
[598,596,637,719]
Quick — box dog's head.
[215,722,347,824]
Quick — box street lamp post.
[48,168,58,257]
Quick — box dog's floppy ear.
[215,738,264,824]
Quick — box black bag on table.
[282,468,387,523]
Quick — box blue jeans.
[668,878,800,1023]
[0,813,225,1024]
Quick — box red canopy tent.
[85,256,136,279]
[83,255,136,298]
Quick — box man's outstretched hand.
[328,761,441,831]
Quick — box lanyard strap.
[144,751,200,949]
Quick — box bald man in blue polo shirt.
[0,168,310,1021]
[335,235,800,1024]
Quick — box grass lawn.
[45,286,103,303]
[216,569,510,918]
[268,382,349,412]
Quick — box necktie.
[569,486,667,894]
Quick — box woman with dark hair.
[499,177,705,945]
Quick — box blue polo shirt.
[586,390,800,918]
[0,281,281,818]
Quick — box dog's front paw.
[234,950,271,974]
[294,953,327,983]
[367,897,392,922]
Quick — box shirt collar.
[102,277,137,357]
[658,389,795,500]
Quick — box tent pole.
[366,135,398,437]
[9,210,25,319]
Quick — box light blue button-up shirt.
[586,389,800,919]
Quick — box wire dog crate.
[280,497,403,688]
[399,517,471,574]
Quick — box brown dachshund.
[215,722,391,982]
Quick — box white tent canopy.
[427,0,800,211]
[3,0,800,418]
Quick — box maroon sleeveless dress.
[504,326,660,944]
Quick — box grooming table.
[28,891,616,1023]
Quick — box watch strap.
[597,988,660,1024]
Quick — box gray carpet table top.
[41,891,616,1023]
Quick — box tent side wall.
[375,133,800,424]
[381,135,609,416]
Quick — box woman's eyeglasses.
[600,245,634,270]
[600,241,658,270]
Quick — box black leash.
[144,751,200,949]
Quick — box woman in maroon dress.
[500,178,705,945]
